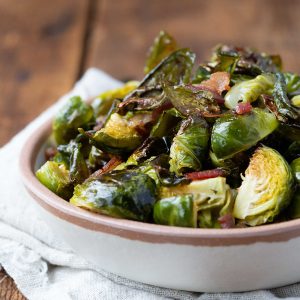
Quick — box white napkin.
[0,68,299,300]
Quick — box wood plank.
[85,0,300,81]
[0,269,25,300]
[0,0,89,146]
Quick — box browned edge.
[19,116,300,246]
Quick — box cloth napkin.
[0,68,299,300]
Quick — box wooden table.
[1,0,300,298]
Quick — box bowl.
[19,116,300,293]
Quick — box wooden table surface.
[1,0,300,298]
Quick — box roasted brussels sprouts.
[153,195,197,227]
[233,146,294,226]
[160,177,234,228]
[273,72,300,121]
[224,74,274,109]
[211,108,278,159]
[91,113,149,154]
[169,116,209,175]
[92,81,139,117]
[144,30,178,74]
[36,161,73,199]
[53,96,94,145]
[70,171,157,221]
[37,32,300,228]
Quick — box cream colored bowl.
[20,117,300,293]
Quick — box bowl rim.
[19,115,300,246]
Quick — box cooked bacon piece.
[91,156,122,178]
[218,214,235,229]
[235,102,252,115]
[197,72,230,95]
[185,168,226,181]
[45,147,57,161]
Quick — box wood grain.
[0,0,89,146]
[85,0,300,81]
[0,269,25,300]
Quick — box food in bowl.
[36,31,300,228]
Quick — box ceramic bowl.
[19,116,300,293]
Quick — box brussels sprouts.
[91,113,146,154]
[213,49,239,74]
[169,116,209,175]
[150,109,182,138]
[153,195,197,227]
[273,72,300,121]
[118,49,196,114]
[164,85,220,118]
[53,96,94,145]
[291,158,300,183]
[211,45,281,76]
[291,95,300,107]
[160,177,235,228]
[192,65,212,83]
[233,146,294,226]
[57,139,90,184]
[88,146,110,170]
[224,74,274,109]
[211,108,279,159]
[144,31,178,74]
[284,72,300,94]
[92,81,139,117]
[288,193,300,219]
[36,161,73,199]
[70,171,157,221]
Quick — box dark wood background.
[1,0,300,298]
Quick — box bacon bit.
[197,72,230,95]
[91,156,122,178]
[185,168,226,181]
[45,147,57,161]
[188,84,225,105]
[218,214,235,229]
[235,102,252,115]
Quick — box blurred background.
[0,0,300,147]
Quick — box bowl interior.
[19,115,300,247]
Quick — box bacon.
[218,214,235,229]
[235,102,252,115]
[91,156,122,178]
[45,147,57,161]
[197,72,230,95]
[185,168,226,181]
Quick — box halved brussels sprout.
[160,177,234,228]
[92,81,139,117]
[211,108,278,159]
[153,195,197,227]
[91,113,149,153]
[224,74,274,109]
[36,161,73,199]
[53,96,94,145]
[233,146,294,226]
[169,116,209,175]
[70,171,157,221]
[144,30,178,74]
